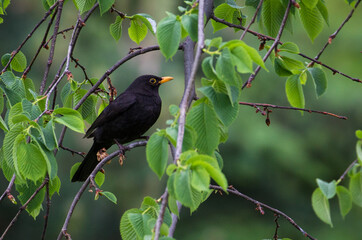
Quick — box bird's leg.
[114,139,126,166]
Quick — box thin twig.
[313,0,361,61]
[60,145,85,157]
[0,174,16,203]
[40,0,65,95]
[44,27,75,49]
[243,0,292,89]
[273,214,280,240]
[0,1,59,75]
[41,179,51,240]
[57,141,147,240]
[0,177,49,240]
[239,101,348,120]
[23,6,58,78]
[240,0,264,40]
[210,185,316,240]
[339,159,359,182]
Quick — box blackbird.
[71,75,173,182]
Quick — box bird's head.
[127,75,173,92]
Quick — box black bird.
[71,75,173,182]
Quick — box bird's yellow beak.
[159,76,174,84]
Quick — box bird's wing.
[84,93,137,138]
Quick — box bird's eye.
[149,78,157,84]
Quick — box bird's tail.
[71,142,103,182]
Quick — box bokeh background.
[0,0,361,239]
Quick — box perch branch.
[210,185,316,240]
[0,174,16,203]
[239,102,348,120]
[240,0,264,40]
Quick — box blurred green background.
[0,0,361,239]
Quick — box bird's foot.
[114,139,126,151]
[96,148,109,163]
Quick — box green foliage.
[312,188,333,227]
[285,74,305,108]
[146,130,169,179]
[157,13,181,60]
[262,0,286,37]
[211,3,242,32]
[110,16,123,41]
[308,67,327,97]
[120,197,172,239]
[98,0,114,15]
[72,0,96,14]
[299,1,324,42]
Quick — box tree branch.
[0,1,59,75]
[338,159,359,182]
[239,101,348,120]
[313,0,361,62]
[41,179,51,240]
[0,177,49,240]
[57,141,147,240]
[210,185,316,240]
[243,0,292,89]
[240,0,264,40]
[40,0,65,95]
[0,174,16,203]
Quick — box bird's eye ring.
[149,78,157,84]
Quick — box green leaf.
[303,0,318,9]
[281,56,305,73]
[279,42,300,54]
[274,58,294,76]
[262,0,285,37]
[202,57,218,80]
[285,74,305,108]
[101,191,117,204]
[174,169,194,208]
[308,67,327,97]
[97,0,114,15]
[168,195,179,217]
[191,167,210,192]
[356,130,362,139]
[336,186,352,218]
[317,0,329,25]
[49,176,61,198]
[205,37,222,49]
[70,162,81,181]
[349,172,362,207]
[186,99,220,155]
[53,107,85,133]
[3,124,25,176]
[312,188,333,227]
[169,104,179,116]
[10,51,27,72]
[134,14,156,34]
[216,48,238,87]
[230,46,253,73]
[73,0,96,14]
[128,18,148,45]
[1,53,11,68]
[300,2,324,42]
[211,3,237,32]
[16,180,46,218]
[357,141,362,164]
[41,119,58,151]
[199,86,239,126]
[181,14,198,41]
[157,14,181,60]
[316,179,336,199]
[109,16,123,41]
[16,141,47,182]
[0,115,8,132]
[0,71,16,87]
[95,171,105,187]
[146,131,169,179]
[227,0,244,9]
[120,208,142,240]
[23,78,35,100]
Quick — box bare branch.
[243,0,292,89]
[0,174,16,203]
[40,0,65,94]
[240,0,264,40]
[339,159,359,182]
[57,141,147,240]
[0,1,59,75]
[313,0,361,61]
[239,101,348,120]
[41,179,51,240]
[210,185,316,240]
[0,177,49,240]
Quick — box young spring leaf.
[311,188,333,227]
[302,0,319,9]
[53,108,85,133]
[109,16,123,41]
[181,14,198,41]
[274,58,294,77]
[230,46,253,74]
[128,18,148,45]
[285,74,305,109]
[211,3,237,32]
[279,42,300,54]
[16,179,46,218]
[316,179,336,199]
[216,48,238,87]
[157,14,181,60]
[101,191,117,204]
[10,51,27,72]
[73,0,96,14]
[299,2,324,42]
[262,0,285,37]
[349,172,362,207]
[174,168,194,208]
[336,186,352,218]
[120,208,143,240]
[146,131,169,179]
[308,67,327,98]
[98,0,114,15]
